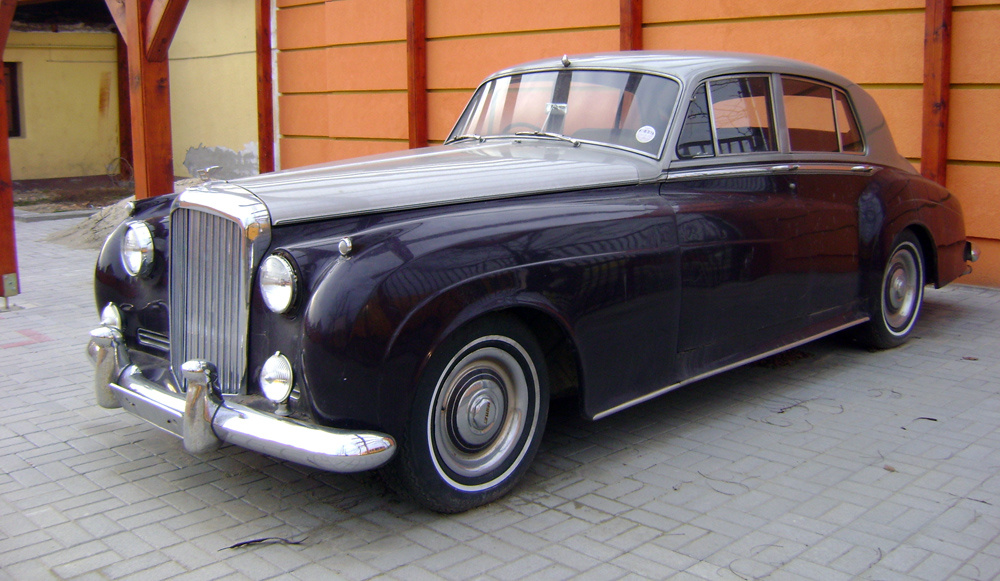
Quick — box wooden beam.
[620,0,643,51]
[255,0,275,173]
[406,0,428,148]
[105,0,127,37]
[0,0,19,300]
[921,0,952,186]
[116,31,133,181]
[146,0,188,62]
[125,0,178,198]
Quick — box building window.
[4,62,20,138]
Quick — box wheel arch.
[903,222,938,287]
[374,277,586,435]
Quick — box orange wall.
[275,0,1000,286]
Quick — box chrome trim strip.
[591,317,869,420]
[665,165,776,181]
[137,329,169,352]
[665,162,879,181]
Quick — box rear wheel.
[856,230,925,349]
[384,316,549,513]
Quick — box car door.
[777,76,867,320]
[663,76,815,378]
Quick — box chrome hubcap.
[882,245,919,332]
[451,374,506,450]
[430,339,536,487]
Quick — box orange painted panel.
[427,0,616,38]
[947,164,1000,239]
[325,44,408,92]
[277,49,328,94]
[276,3,325,50]
[427,30,619,90]
[959,238,1000,287]
[952,8,1000,85]
[279,94,329,137]
[644,12,924,84]
[949,89,1000,163]
[277,0,320,8]
[865,88,922,160]
[280,137,332,169]
[645,0,922,23]
[280,137,409,169]
[327,140,409,162]
[326,93,409,140]
[325,0,406,46]
[428,91,474,142]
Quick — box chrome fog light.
[100,303,123,329]
[259,254,298,314]
[121,221,154,276]
[260,352,294,404]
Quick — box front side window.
[676,76,776,159]
[449,70,680,157]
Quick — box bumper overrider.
[86,325,396,472]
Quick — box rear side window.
[676,76,777,158]
[781,76,864,154]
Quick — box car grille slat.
[169,208,250,395]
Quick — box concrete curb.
[13,208,98,222]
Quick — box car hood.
[210,141,661,225]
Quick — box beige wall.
[168,0,259,178]
[5,31,120,180]
[5,0,259,181]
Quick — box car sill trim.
[591,317,869,421]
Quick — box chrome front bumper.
[86,326,396,473]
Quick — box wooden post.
[106,0,189,199]
[255,0,275,173]
[116,31,133,181]
[0,0,18,303]
[921,0,952,186]
[406,0,428,148]
[620,0,643,51]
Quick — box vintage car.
[88,51,979,512]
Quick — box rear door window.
[781,76,864,154]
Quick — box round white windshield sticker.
[635,126,656,144]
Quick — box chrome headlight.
[260,352,294,404]
[121,222,154,277]
[259,254,298,314]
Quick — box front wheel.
[383,316,549,513]
[856,230,925,349]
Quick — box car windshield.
[449,69,681,157]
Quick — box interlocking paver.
[5,215,1000,579]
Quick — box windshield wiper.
[514,131,581,147]
[445,133,484,144]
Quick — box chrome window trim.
[664,161,880,181]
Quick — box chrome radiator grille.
[169,208,251,395]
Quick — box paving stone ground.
[2,216,1000,580]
